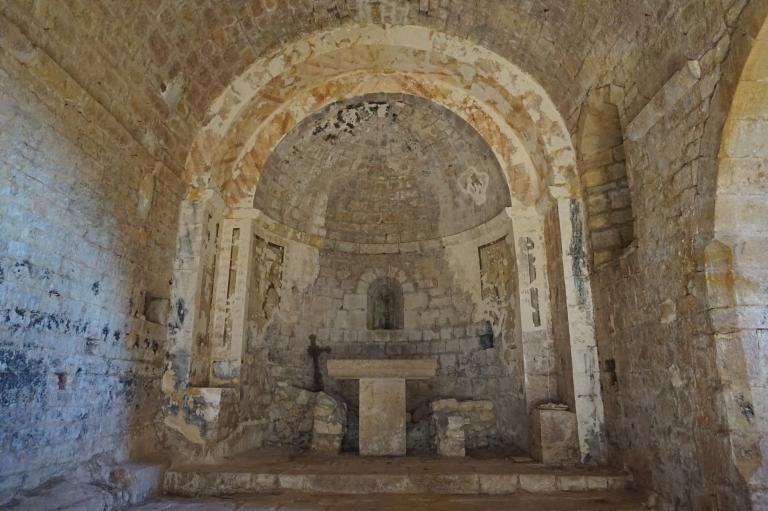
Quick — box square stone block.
[532,404,579,465]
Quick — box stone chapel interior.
[2,1,768,510]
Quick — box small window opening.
[367,277,404,330]
[56,372,68,390]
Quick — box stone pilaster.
[551,190,607,463]
[209,217,255,386]
[507,207,558,412]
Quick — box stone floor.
[132,492,647,510]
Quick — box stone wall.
[587,1,768,507]
[714,8,768,506]
[576,86,633,268]
[6,1,768,507]
[237,230,528,452]
[0,19,182,505]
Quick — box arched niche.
[367,277,404,331]
[575,85,634,269]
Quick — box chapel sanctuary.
[1,1,767,510]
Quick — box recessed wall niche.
[367,277,404,330]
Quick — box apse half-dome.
[253,93,511,244]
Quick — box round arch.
[166,22,606,466]
[184,24,580,209]
[709,10,768,505]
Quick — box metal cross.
[307,334,331,392]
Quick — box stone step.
[5,462,166,511]
[132,491,647,510]
[164,461,631,497]
[3,480,114,511]
[111,461,168,505]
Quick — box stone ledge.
[4,461,167,511]
[165,463,632,497]
[327,359,437,379]
[2,481,114,511]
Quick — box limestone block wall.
[0,23,182,504]
[6,0,768,506]
[587,1,768,506]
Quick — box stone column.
[551,189,607,463]
[209,217,255,386]
[507,207,558,412]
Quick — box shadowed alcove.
[367,277,403,331]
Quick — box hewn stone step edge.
[163,470,632,496]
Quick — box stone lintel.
[327,359,437,379]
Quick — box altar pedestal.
[327,359,436,456]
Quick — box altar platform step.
[133,491,647,510]
[163,449,633,497]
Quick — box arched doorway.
[709,11,768,506]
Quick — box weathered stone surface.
[3,480,115,511]
[311,392,347,454]
[109,462,167,506]
[429,399,498,451]
[433,414,466,457]
[359,378,407,456]
[5,461,167,510]
[162,450,632,497]
[137,491,648,510]
[165,387,239,446]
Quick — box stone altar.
[327,359,437,456]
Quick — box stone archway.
[165,24,607,464]
[184,24,579,208]
[708,12,768,506]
